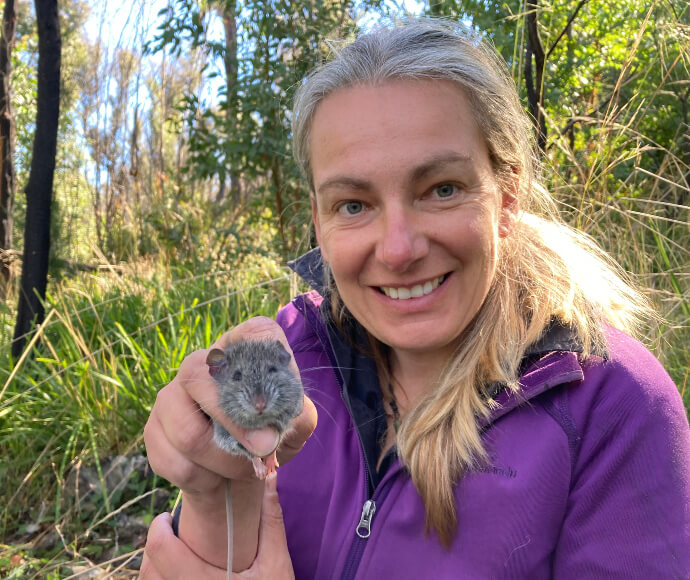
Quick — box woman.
[140,19,690,579]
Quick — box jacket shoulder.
[552,328,690,576]
[276,291,324,352]
[579,326,681,413]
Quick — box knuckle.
[152,380,176,411]
[144,533,166,562]
[145,450,163,477]
[174,457,203,488]
[179,348,208,372]
[236,317,282,339]
[173,413,212,457]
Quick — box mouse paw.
[252,456,268,480]
[264,452,279,478]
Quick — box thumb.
[259,472,288,546]
[255,472,295,577]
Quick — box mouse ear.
[206,348,227,377]
[273,341,291,366]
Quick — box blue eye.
[435,184,457,198]
[338,201,364,215]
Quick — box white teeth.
[381,276,445,300]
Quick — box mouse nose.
[252,394,267,414]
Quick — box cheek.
[465,209,500,254]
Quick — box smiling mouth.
[379,274,449,300]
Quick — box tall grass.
[0,255,298,578]
[533,0,689,399]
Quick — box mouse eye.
[267,366,277,373]
[232,370,242,381]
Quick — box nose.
[375,204,429,272]
[252,394,267,414]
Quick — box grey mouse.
[206,339,304,478]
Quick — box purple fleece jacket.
[275,289,690,579]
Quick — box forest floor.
[2,453,169,579]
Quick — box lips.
[379,274,448,300]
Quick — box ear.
[498,171,519,238]
[311,194,328,262]
[206,348,227,378]
[272,341,291,367]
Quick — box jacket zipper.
[295,296,390,580]
[355,500,376,538]
[340,471,396,580]
[340,462,370,580]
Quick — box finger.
[236,473,295,580]
[139,551,164,580]
[259,473,288,545]
[143,512,226,580]
[276,395,318,464]
[144,409,229,494]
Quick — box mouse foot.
[265,452,279,478]
[252,456,268,479]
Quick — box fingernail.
[246,428,279,456]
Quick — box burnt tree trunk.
[12,0,61,358]
[0,0,17,296]
[525,0,547,154]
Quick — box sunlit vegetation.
[0,0,687,576]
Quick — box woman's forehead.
[309,79,489,187]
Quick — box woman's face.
[310,79,516,361]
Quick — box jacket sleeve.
[552,339,690,578]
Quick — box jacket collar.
[288,247,327,295]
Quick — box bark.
[525,0,547,153]
[12,0,61,358]
[218,0,240,204]
[0,0,17,295]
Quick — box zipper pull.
[356,500,376,539]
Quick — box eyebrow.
[316,151,474,195]
[409,152,473,183]
[317,175,372,194]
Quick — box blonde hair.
[292,18,653,547]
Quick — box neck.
[388,347,452,411]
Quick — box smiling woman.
[310,80,512,368]
[141,18,690,580]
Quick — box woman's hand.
[140,474,295,580]
[143,316,317,569]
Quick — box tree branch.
[546,0,589,60]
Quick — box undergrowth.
[0,254,298,578]
[0,3,688,575]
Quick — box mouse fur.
[206,339,304,462]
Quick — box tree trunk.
[0,0,17,296]
[12,0,61,358]
[219,0,240,204]
[525,0,547,153]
